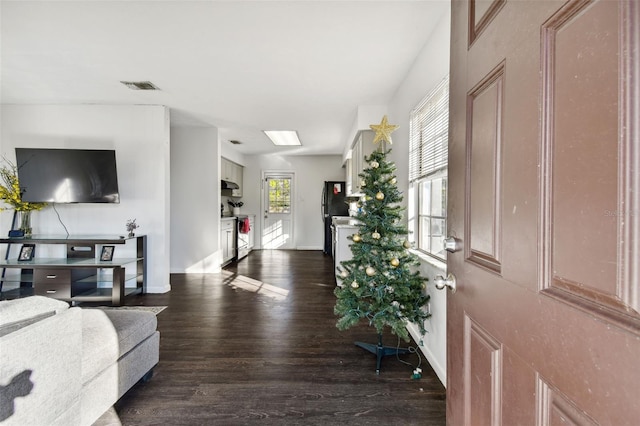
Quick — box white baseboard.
[146,283,171,294]
[406,323,446,387]
[296,246,323,250]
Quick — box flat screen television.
[15,148,120,203]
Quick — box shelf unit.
[0,234,146,306]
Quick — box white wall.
[170,127,221,273]
[386,7,451,386]
[0,104,171,294]
[241,154,345,250]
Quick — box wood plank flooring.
[115,250,446,425]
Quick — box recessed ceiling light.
[263,130,302,146]
[120,81,160,90]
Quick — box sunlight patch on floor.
[312,282,334,288]
[221,270,289,301]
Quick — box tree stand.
[355,333,411,374]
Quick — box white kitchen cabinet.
[350,139,362,195]
[348,130,377,196]
[345,157,353,196]
[221,157,244,197]
[221,218,236,265]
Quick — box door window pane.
[268,178,291,213]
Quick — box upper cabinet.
[347,130,377,196]
[221,157,244,197]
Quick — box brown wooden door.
[447,0,640,424]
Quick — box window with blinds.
[409,75,449,261]
[409,76,449,182]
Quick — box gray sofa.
[0,296,159,425]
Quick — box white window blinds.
[409,76,449,182]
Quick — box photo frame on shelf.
[18,244,35,261]
[100,245,115,261]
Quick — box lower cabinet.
[334,224,359,275]
[221,218,236,265]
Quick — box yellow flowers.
[0,162,47,212]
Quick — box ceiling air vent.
[229,140,242,145]
[120,81,160,90]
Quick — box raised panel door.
[447,0,640,424]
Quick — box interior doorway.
[261,172,295,249]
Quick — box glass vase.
[19,210,32,237]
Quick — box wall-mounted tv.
[15,148,120,203]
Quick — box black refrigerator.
[322,181,349,255]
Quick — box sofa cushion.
[81,309,157,385]
[0,296,69,337]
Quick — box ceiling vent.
[120,81,160,91]
[229,140,242,145]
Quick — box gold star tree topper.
[370,115,399,145]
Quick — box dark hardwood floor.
[115,250,446,425]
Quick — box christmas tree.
[334,116,430,373]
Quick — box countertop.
[222,214,255,220]
[332,217,361,227]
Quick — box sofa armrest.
[0,305,82,425]
[0,296,69,334]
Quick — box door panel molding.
[465,61,505,274]
[536,375,598,426]
[539,0,640,334]
[464,314,502,426]
[619,0,640,326]
[468,0,506,46]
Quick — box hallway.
[115,250,446,425]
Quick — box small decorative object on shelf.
[126,219,139,237]
[100,245,115,261]
[19,211,32,237]
[18,244,35,261]
[0,158,47,237]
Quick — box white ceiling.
[1,0,449,156]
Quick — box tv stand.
[0,234,146,306]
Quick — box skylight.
[263,130,302,146]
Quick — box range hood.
[221,180,239,190]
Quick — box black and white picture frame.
[100,245,115,261]
[18,244,35,261]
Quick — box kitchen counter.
[332,217,360,227]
